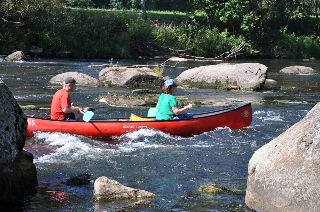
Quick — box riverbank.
[2,3,320,60]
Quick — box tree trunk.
[141,0,147,20]
[316,0,320,32]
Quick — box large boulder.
[245,102,320,211]
[175,63,267,90]
[99,67,163,87]
[49,72,99,86]
[93,176,156,201]
[0,81,37,203]
[5,51,26,62]
[280,66,316,74]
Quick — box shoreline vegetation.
[1,1,320,60]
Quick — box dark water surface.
[1,58,319,211]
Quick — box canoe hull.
[26,103,252,138]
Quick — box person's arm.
[62,106,81,113]
[172,104,192,115]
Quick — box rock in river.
[0,81,38,203]
[245,102,320,211]
[175,63,267,90]
[99,67,163,87]
[93,176,156,201]
[280,66,316,74]
[5,51,26,62]
[49,72,99,86]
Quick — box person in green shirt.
[156,79,193,120]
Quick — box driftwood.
[181,41,246,60]
[89,42,245,68]
[88,63,191,69]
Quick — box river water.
[1,58,319,211]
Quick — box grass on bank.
[69,7,207,25]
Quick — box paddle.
[81,111,94,122]
[147,107,158,117]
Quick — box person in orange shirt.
[51,77,84,121]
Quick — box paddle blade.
[147,108,158,117]
[83,111,94,122]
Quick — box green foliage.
[127,17,154,42]
[271,28,320,58]
[64,0,95,8]
[152,21,247,57]
[1,0,320,59]
[0,0,71,55]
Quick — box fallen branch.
[88,63,191,69]
[1,17,20,24]
[88,64,171,68]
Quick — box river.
[1,58,319,211]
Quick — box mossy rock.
[197,182,237,195]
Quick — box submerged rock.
[65,173,92,186]
[175,63,267,90]
[198,182,236,195]
[280,66,316,74]
[245,102,320,211]
[97,93,158,107]
[0,81,37,203]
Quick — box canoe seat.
[130,113,155,121]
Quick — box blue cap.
[164,79,177,89]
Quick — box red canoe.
[26,103,252,138]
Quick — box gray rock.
[0,81,37,203]
[29,46,43,57]
[5,51,26,62]
[0,82,26,163]
[49,72,99,86]
[263,79,279,90]
[280,66,316,74]
[175,63,267,90]
[245,102,320,211]
[99,67,163,87]
[29,46,43,54]
[93,176,156,201]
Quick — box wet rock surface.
[0,81,37,203]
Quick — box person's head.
[162,79,178,94]
[63,77,77,93]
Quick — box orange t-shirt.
[51,89,71,120]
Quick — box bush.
[270,28,320,58]
[65,0,95,8]
[152,21,247,57]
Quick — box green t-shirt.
[156,93,178,120]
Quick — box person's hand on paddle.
[185,103,193,109]
[172,103,193,115]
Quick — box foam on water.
[32,129,181,165]
[33,132,107,164]
[254,110,283,122]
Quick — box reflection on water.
[1,58,319,211]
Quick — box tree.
[141,0,147,20]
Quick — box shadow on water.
[1,58,319,211]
